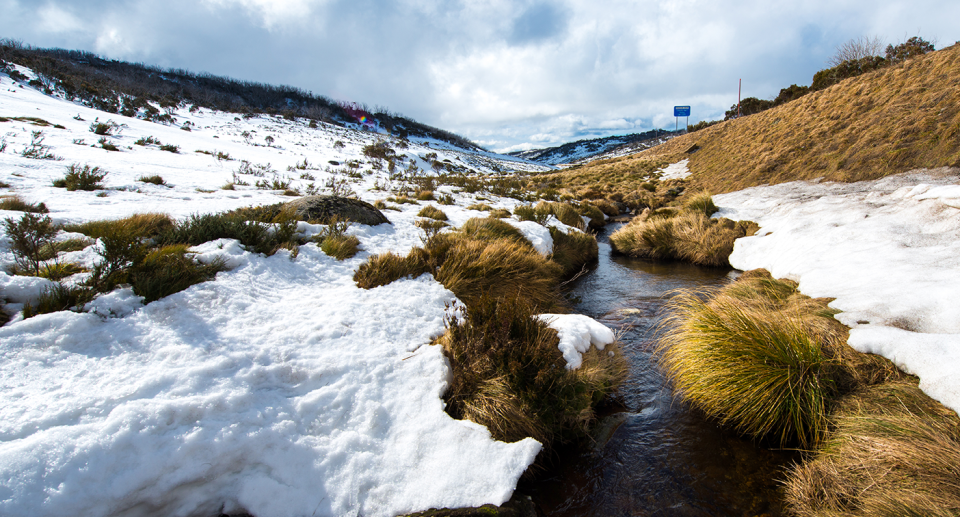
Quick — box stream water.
[520,226,798,516]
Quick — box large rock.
[284,195,390,226]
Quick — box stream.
[520,225,798,516]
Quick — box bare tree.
[828,36,885,67]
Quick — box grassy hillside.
[545,43,960,197]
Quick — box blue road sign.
[674,106,691,117]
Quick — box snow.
[715,168,960,415]
[0,67,582,516]
[535,314,616,370]
[657,159,691,180]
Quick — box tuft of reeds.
[416,205,448,221]
[683,191,719,217]
[610,196,757,267]
[320,235,360,260]
[65,213,174,240]
[785,381,960,517]
[353,249,431,289]
[438,296,627,445]
[549,227,599,278]
[657,270,900,448]
[0,195,48,214]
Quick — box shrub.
[129,245,225,303]
[89,120,115,135]
[885,36,935,64]
[159,211,298,256]
[159,144,179,153]
[138,175,165,185]
[0,195,48,213]
[134,136,160,146]
[785,381,960,517]
[3,213,60,276]
[417,205,448,221]
[438,296,626,445]
[437,193,455,205]
[20,130,60,160]
[54,163,108,191]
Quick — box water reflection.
[521,228,796,516]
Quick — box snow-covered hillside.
[0,66,584,517]
[509,129,678,166]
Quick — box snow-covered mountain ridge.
[509,129,681,166]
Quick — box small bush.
[416,205,448,221]
[129,245,226,303]
[159,211,298,256]
[89,121,115,135]
[437,193,455,205]
[0,195,48,213]
[98,137,119,152]
[138,175,165,185]
[159,144,179,153]
[438,296,626,445]
[134,136,160,146]
[54,163,108,191]
[3,213,60,276]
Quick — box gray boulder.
[284,196,390,226]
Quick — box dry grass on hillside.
[561,44,960,195]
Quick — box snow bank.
[715,168,960,414]
[658,159,691,180]
[0,71,547,517]
[535,314,616,370]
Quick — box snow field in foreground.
[715,169,960,415]
[0,71,600,516]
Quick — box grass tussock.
[353,249,431,289]
[610,196,758,267]
[459,217,531,248]
[65,213,174,240]
[785,381,960,517]
[53,163,108,191]
[129,245,226,303]
[320,235,360,260]
[658,270,903,448]
[0,195,49,214]
[535,201,585,230]
[576,203,606,231]
[549,227,599,278]
[416,205,448,221]
[438,296,627,445]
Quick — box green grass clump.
[22,283,96,319]
[0,195,48,214]
[610,197,758,267]
[320,235,361,260]
[684,191,719,217]
[37,262,87,281]
[438,296,626,445]
[158,212,297,256]
[53,163,108,191]
[658,270,901,448]
[417,205,448,221]
[65,213,174,240]
[129,245,226,303]
[785,382,960,517]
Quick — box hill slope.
[549,43,960,197]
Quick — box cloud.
[2,0,959,152]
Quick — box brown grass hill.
[545,43,960,197]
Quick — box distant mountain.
[509,129,682,165]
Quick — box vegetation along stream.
[521,224,799,516]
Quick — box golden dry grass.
[65,213,174,240]
[785,381,960,517]
[586,45,960,194]
[658,270,904,448]
[416,205,448,221]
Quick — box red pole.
[737,79,742,118]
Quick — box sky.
[2,0,959,153]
